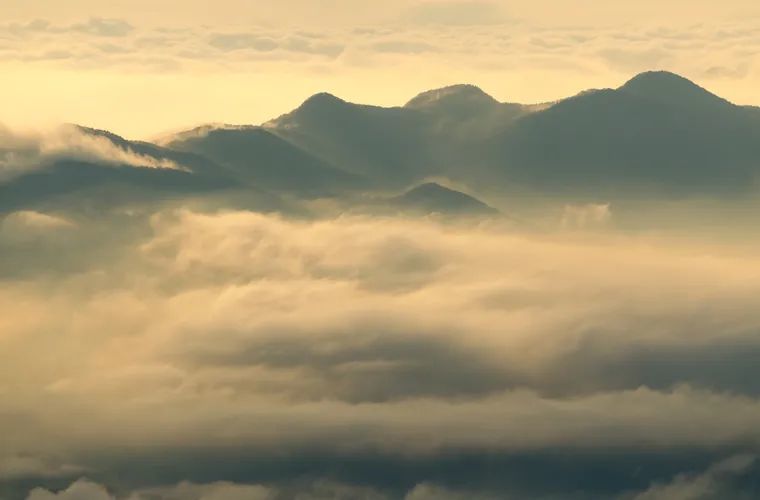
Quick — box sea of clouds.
[1,206,760,498]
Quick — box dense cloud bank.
[2,209,760,498]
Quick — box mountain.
[405,84,531,125]
[0,127,243,213]
[0,127,292,214]
[0,159,233,213]
[405,84,535,168]
[265,70,760,199]
[75,125,237,179]
[618,71,734,112]
[406,84,501,116]
[389,182,498,215]
[264,93,434,187]
[5,70,760,214]
[166,125,366,196]
[264,86,541,188]
[487,71,760,196]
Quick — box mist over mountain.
[260,70,760,200]
[404,83,531,130]
[3,70,760,216]
[6,69,760,500]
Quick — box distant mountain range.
[3,70,760,215]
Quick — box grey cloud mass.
[3,203,760,498]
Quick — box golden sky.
[2,0,760,138]
[5,5,760,499]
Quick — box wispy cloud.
[0,124,185,182]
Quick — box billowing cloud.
[128,482,274,500]
[628,455,757,500]
[26,480,111,500]
[0,456,84,482]
[28,478,505,500]
[1,207,760,497]
[1,211,75,241]
[21,456,760,499]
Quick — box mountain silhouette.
[488,71,760,195]
[0,127,281,214]
[265,71,760,198]
[265,85,542,188]
[264,93,434,187]
[4,70,760,214]
[166,126,366,196]
[406,84,500,115]
[406,84,534,143]
[0,159,233,213]
[405,84,531,123]
[389,182,498,215]
[618,71,734,111]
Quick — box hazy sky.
[6,4,760,499]
[2,0,760,137]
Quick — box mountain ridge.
[4,69,760,215]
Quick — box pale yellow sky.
[1,0,760,138]
[4,0,759,26]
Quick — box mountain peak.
[393,182,498,215]
[72,124,130,145]
[406,182,459,195]
[299,92,347,110]
[623,70,693,86]
[405,84,498,110]
[264,92,354,129]
[619,70,731,108]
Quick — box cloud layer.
[2,207,760,497]
[0,14,757,85]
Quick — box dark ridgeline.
[4,70,760,214]
[165,125,367,196]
